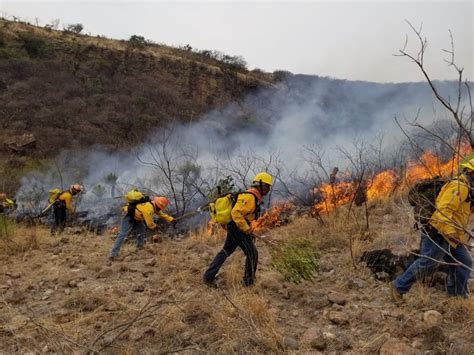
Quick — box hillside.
[1,200,473,353]
[0,18,274,191]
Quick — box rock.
[375,271,390,281]
[327,291,348,305]
[6,272,22,279]
[60,237,69,244]
[328,311,349,325]
[360,309,381,323]
[411,339,423,349]
[68,280,77,288]
[449,339,473,355]
[278,288,290,299]
[144,258,156,267]
[423,310,442,327]
[348,277,366,289]
[379,338,420,355]
[97,267,113,279]
[283,336,300,350]
[301,326,327,350]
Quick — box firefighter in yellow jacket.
[203,172,272,287]
[392,160,473,301]
[51,184,82,235]
[109,196,175,259]
[0,193,16,214]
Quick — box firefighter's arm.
[231,194,256,234]
[432,182,468,236]
[156,210,175,223]
[62,193,74,212]
[142,206,157,230]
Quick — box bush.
[271,239,319,283]
[0,31,5,47]
[64,23,83,34]
[273,70,293,82]
[19,32,48,58]
[128,35,147,49]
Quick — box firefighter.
[203,172,272,287]
[50,184,82,236]
[391,160,474,302]
[109,196,175,260]
[0,193,16,214]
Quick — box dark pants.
[393,226,472,297]
[203,222,258,286]
[51,204,67,235]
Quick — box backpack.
[209,191,260,226]
[407,176,471,227]
[124,189,151,218]
[48,188,63,204]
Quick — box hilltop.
[0,18,274,191]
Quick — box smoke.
[14,74,468,226]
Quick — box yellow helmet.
[460,159,474,172]
[253,172,272,186]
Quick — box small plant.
[271,239,319,283]
[128,35,148,49]
[64,23,83,34]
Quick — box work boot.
[203,277,218,289]
[389,282,404,304]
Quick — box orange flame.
[313,147,473,213]
[252,201,295,232]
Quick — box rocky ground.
[1,200,473,354]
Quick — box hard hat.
[153,196,169,210]
[253,172,273,186]
[460,159,474,172]
[70,184,82,194]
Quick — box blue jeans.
[109,216,146,257]
[393,227,472,297]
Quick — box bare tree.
[396,21,473,149]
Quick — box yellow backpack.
[209,194,236,225]
[209,192,260,226]
[48,188,63,203]
[125,188,145,203]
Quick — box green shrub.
[19,32,48,58]
[128,35,147,48]
[271,239,319,283]
[64,23,83,34]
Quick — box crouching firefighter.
[109,192,175,260]
[50,184,83,236]
[391,159,474,301]
[203,172,272,287]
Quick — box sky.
[0,0,472,83]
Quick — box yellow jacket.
[132,201,174,230]
[429,174,471,247]
[231,188,263,234]
[58,191,74,212]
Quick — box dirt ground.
[1,201,473,354]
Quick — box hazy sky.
[1,0,472,83]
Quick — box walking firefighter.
[391,159,474,301]
[203,172,272,287]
